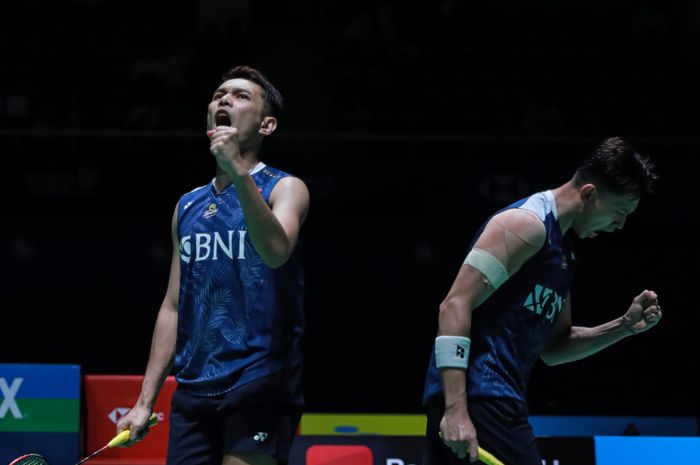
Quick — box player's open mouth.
[215,110,231,126]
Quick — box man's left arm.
[540,290,662,366]
[234,174,310,268]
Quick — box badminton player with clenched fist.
[423,137,662,464]
[118,66,309,465]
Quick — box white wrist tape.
[435,335,471,369]
[464,247,509,289]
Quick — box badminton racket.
[8,413,159,465]
[76,413,159,465]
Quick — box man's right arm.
[438,208,545,461]
[116,204,180,441]
[438,264,487,462]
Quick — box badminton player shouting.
[118,66,309,465]
[423,137,662,464]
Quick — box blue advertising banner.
[595,436,700,465]
[0,364,80,465]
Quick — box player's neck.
[551,181,584,234]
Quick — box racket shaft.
[75,445,107,465]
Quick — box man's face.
[207,78,268,140]
[574,187,640,239]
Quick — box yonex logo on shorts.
[254,432,268,442]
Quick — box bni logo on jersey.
[180,230,248,263]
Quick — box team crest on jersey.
[203,203,218,218]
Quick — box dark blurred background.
[2,0,698,418]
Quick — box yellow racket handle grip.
[108,413,159,448]
[477,446,504,465]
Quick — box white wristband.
[435,335,471,369]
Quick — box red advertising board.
[306,445,373,465]
[83,375,177,463]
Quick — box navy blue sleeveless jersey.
[423,190,575,404]
[174,163,304,396]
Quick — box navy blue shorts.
[423,395,541,465]
[166,365,303,465]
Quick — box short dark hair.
[573,137,658,197]
[221,65,283,119]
